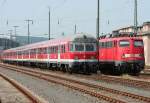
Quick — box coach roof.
[3,33,96,52]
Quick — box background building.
[112,21,150,35]
[0,36,48,50]
[0,38,20,50]
[142,22,150,33]
[16,36,48,46]
[141,22,150,68]
[142,34,150,68]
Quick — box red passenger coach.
[2,34,98,73]
[99,36,145,75]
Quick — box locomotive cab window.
[75,44,84,51]
[85,44,95,51]
[134,40,143,47]
[70,44,74,51]
[119,40,130,47]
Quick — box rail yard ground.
[0,75,31,103]
[0,63,150,103]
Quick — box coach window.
[40,48,42,54]
[38,48,41,54]
[43,48,47,54]
[61,45,63,53]
[50,47,52,53]
[23,51,25,55]
[30,49,32,54]
[61,45,65,53]
[64,45,66,53]
[27,50,29,55]
[41,48,43,54]
[24,51,26,55]
[20,51,22,55]
[31,49,35,54]
[56,46,58,53]
[134,40,143,47]
[52,47,54,53]
[54,46,57,53]
[107,41,113,48]
[119,40,130,47]
[48,47,51,53]
[55,46,57,53]
[63,45,66,53]
[51,47,53,53]
[18,51,20,55]
[30,50,32,54]
[75,44,84,51]
[70,44,74,51]
[53,47,55,53]
[49,47,52,54]
[32,49,35,54]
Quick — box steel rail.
[0,72,47,103]
[93,75,150,89]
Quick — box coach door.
[58,45,61,63]
[113,41,117,61]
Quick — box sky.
[0,0,150,39]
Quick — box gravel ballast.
[0,67,106,103]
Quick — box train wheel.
[49,64,52,70]
[113,66,122,75]
[65,65,69,73]
[130,65,141,76]
[62,67,66,72]
[67,67,72,74]
[92,67,98,73]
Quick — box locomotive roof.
[4,33,96,52]
[99,36,142,42]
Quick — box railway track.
[24,66,150,90]
[143,69,150,74]
[87,74,150,90]
[0,63,150,103]
[27,66,150,90]
[0,72,46,103]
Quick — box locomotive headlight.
[122,54,131,58]
[91,56,95,59]
[122,54,125,58]
[74,56,78,60]
[122,54,143,58]
[139,54,144,57]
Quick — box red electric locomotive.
[98,34,145,75]
[2,34,98,73]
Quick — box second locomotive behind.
[98,35,145,75]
